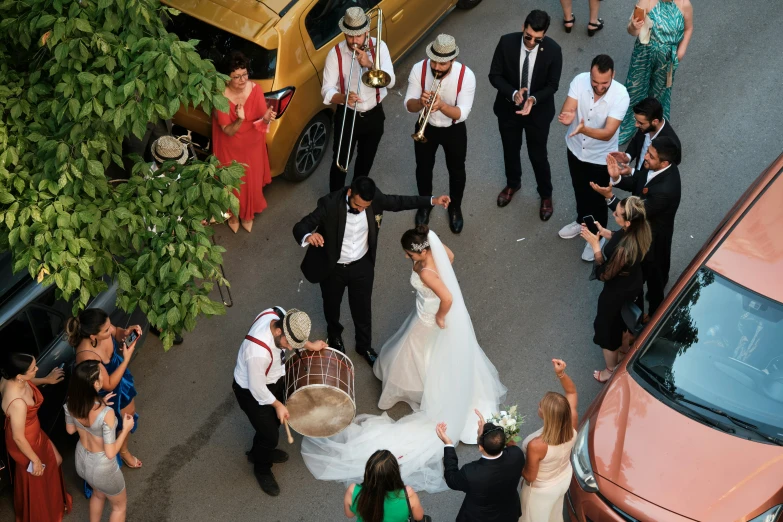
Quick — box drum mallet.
[283,419,294,444]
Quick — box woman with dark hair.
[581,196,652,382]
[520,359,578,522]
[213,50,277,233]
[344,450,424,522]
[0,353,72,521]
[64,361,134,522]
[68,309,143,470]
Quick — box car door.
[382,0,452,61]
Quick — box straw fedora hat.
[282,309,311,349]
[338,7,370,36]
[426,34,459,63]
[151,136,188,165]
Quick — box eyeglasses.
[230,73,249,81]
[523,33,543,44]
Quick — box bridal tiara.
[410,241,429,252]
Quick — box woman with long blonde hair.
[582,195,651,382]
[520,359,578,522]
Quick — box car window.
[165,13,277,80]
[0,313,39,357]
[305,0,381,50]
[633,268,783,440]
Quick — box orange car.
[162,0,483,181]
[568,154,783,522]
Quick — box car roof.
[706,158,783,304]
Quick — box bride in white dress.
[301,226,506,493]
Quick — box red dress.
[4,383,72,522]
[212,85,272,221]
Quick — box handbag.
[404,487,432,522]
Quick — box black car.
[0,252,149,488]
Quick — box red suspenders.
[245,310,280,376]
[419,60,466,124]
[335,40,381,104]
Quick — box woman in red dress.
[1,353,72,521]
[213,51,277,233]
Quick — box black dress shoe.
[255,470,280,496]
[359,348,378,366]
[246,449,288,464]
[539,198,553,221]
[328,336,345,353]
[448,206,463,234]
[415,206,432,226]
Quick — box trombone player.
[404,34,476,233]
[322,6,395,193]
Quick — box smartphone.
[633,6,645,22]
[583,215,599,235]
[58,362,65,370]
[125,330,139,347]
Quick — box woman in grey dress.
[65,361,134,522]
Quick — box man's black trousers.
[414,121,467,207]
[319,254,374,354]
[329,104,385,192]
[233,378,285,474]
[498,115,553,198]
[567,149,610,227]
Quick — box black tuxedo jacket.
[444,445,525,522]
[293,188,432,284]
[489,33,562,127]
[624,119,681,180]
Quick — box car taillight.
[265,87,295,118]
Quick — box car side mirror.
[622,301,645,337]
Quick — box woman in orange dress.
[0,353,72,521]
[213,51,277,233]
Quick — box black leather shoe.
[359,348,378,366]
[448,206,464,234]
[255,470,280,496]
[328,336,345,353]
[246,449,288,464]
[415,206,432,226]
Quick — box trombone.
[335,7,391,173]
[412,73,444,143]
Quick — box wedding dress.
[301,231,506,493]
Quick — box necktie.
[520,50,531,102]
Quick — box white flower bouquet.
[486,405,526,445]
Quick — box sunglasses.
[523,33,544,44]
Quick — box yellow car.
[163,0,483,181]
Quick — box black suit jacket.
[293,188,432,284]
[489,33,562,127]
[624,119,681,179]
[444,445,525,522]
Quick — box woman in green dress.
[619,0,694,144]
[344,450,425,522]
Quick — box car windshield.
[633,268,783,441]
[165,13,276,80]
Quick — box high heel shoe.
[563,14,575,33]
[587,19,604,37]
[240,219,253,233]
[227,216,239,234]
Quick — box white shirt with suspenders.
[404,59,477,127]
[234,307,287,406]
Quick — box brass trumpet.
[412,73,444,143]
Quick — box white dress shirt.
[565,72,630,165]
[338,203,370,264]
[404,60,476,127]
[322,38,395,112]
[234,308,286,406]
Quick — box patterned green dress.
[619,0,685,143]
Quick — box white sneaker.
[558,221,582,239]
[582,238,606,262]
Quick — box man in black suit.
[293,177,450,365]
[436,412,525,522]
[489,10,563,221]
[594,136,682,315]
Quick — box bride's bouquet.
[486,405,526,445]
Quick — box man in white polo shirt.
[557,55,629,261]
[232,307,326,496]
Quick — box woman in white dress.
[301,226,506,493]
[519,359,578,522]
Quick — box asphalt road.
[3,1,783,521]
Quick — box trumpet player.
[322,7,395,193]
[404,34,476,233]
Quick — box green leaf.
[56,143,69,164]
[174,223,186,240]
[0,190,15,204]
[67,270,80,293]
[118,271,131,291]
[164,59,177,80]
[74,18,92,33]
[87,160,103,177]
[167,306,181,326]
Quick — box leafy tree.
[0,0,243,348]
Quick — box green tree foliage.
[0,0,244,349]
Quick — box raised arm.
[553,359,578,430]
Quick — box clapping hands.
[436,422,453,445]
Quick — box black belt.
[337,253,367,267]
[338,103,382,118]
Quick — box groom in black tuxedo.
[293,177,450,366]
[436,413,525,522]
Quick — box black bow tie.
[348,208,361,215]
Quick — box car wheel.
[283,113,331,182]
[456,0,483,9]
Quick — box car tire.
[282,112,331,182]
[456,0,483,9]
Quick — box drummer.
[232,307,327,496]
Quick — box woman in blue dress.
[68,309,143,475]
